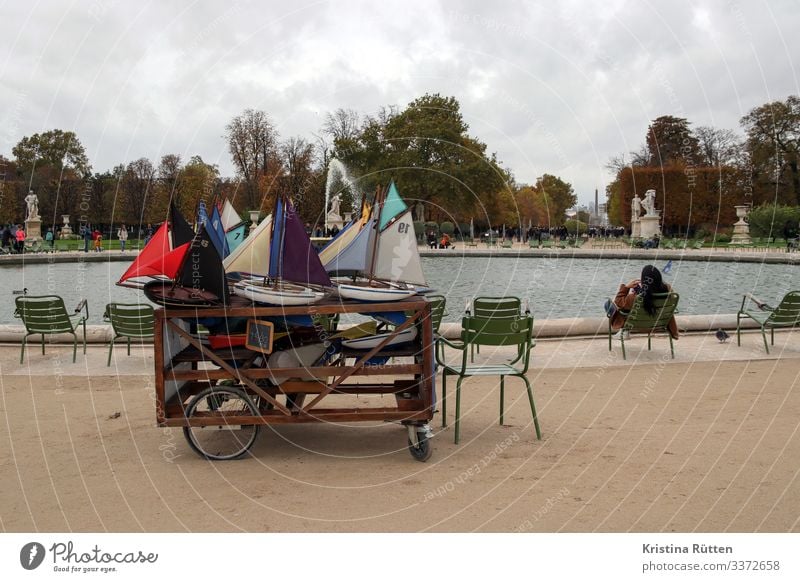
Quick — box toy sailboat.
[331,181,427,302]
[233,194,332,306]
[117,203,229,306]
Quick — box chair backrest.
[14,295,74,334]
[426,295,447,333]
[767,291,800,327]
[460,315,534,365]
[623,292,679,332]
[472,296,521,320]
[105,303,155,338]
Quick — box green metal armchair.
[14,295,88,363]
[103,303,155,366]
[436,314,540,444]
[736,291,800,354]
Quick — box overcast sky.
[1,0,798,205]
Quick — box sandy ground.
[1,330,799,533]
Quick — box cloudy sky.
[1,0,798,205]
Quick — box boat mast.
[367,184,385,286]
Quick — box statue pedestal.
[60,215,73,239]
[326,212,344,232]
[25,217,42,245]
[639,214,661,239]
[631,218,642,238]
[730,205,752,245]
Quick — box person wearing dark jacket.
[605,264,678,340]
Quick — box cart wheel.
[183,386,260,461]
[408,432,432,462]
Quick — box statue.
[642,189,657,216]
[414,201,425,223]
[329,193,342,218]
[25,190,39,220]
[631,194,642,221]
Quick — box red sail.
[134,242,190,280]
[118,222,171,283]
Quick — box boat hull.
[233,281,326,306]
[335,282,417,302]
[341,327,418,349]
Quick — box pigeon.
[715,329,730,343]
[662,260,673,274]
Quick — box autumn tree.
[225,109,282,210]
[12,129,91,176]
[532,174,576,226]
[695,126,741,167]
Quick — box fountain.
[324,159,359,233]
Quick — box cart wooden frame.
[153,296,436,461]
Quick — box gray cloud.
[1,0,798,205]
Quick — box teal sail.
[225,223,247,253]
[379,180,407,230]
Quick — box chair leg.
[41,333,46,355]
[72,333,77,363]
[522,375,541,440]
[647,334,652,351]
[620,335,627,360]
[669,335,675,359]
[107,337,114,367]
[771,327,774,346]
[499,376,505,425]
[441,372,448,427]
[127,337,131,356]
[736,314,742,346]
[20,335,27,364]
[608,323,612,352]
[762,327,770,354]
[82,321,87,354]
[454,377,464,444]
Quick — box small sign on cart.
[245,319,274,354]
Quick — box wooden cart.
[153,296,436,461]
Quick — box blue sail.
[209,204,230,257]
[225,223,247,253]
[268,197,284,279]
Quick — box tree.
[740,95,800,206]
[646,116,700,167]
[121,158,155,225]
[323,108,361,143]
[181,156,220,219]
[280,137,323,222]
[695,126,741,167]
[225,109,281,210]
[12,129,91,176]
[533,174,576,225]
[158,154,184,203]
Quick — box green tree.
[225,109,282,210]
[12,129,91,176]
[646,116,700,167]
[533,174,576,225]
[740,95,800,206]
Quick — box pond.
[1,256,796,324]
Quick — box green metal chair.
[607,292,680,360]
[736,291,800,354]
[14,295,88,363]
[469,296,523,362]
[103,303,155,366]
[436,314,540,444]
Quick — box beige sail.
[220,199,242,231]
[372,209,426,286]
[223,214,272,277]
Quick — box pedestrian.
[117,224,128,252]
[93,228,102,252]
[15,225,26,253]
[82,225,92,252]
[144,223,153,246]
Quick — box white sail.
[220,199,242,231]
[372,210,426,286]
[319,219,361,266]
[223,214,272,277]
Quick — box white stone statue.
[25,190,39,220]
[642,189,657,217]
[329,193,342,218]
[631,194,642,221]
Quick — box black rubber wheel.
[408,433,433,462]
[183,386,260,460]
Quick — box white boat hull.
[335,282,417,302]
[233,281,326,306]
[341,327,418,349]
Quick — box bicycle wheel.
[183,386,260,460]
